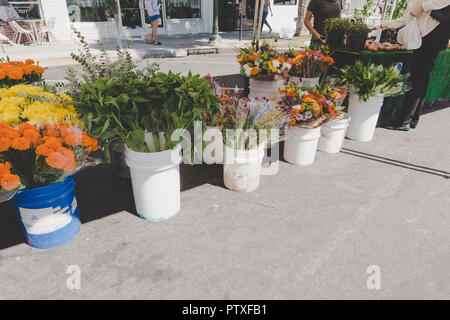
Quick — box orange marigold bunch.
[0,60,44,85]
[0,162,21,191]
[0,121,98,190]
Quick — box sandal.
[153,42,162,45]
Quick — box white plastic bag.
[397,18,422,50]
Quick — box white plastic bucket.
[290,77,320,88]
[346,94,384,142]
[318,113,350,153]
[223,143,265,192]
[283,126,321,166]
[125,144,182,221]
[249,78,284,103]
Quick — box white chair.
[9,21,37,45]
[0,32,18,54]
[38,18,56,43]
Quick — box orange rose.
[1,173,21,191]
[250,67,259,76]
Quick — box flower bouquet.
[280,82,327,165]
[237,41,291,101]
[0,59,45,87]
[285,49,334,87]
[0,84,77,126]
[312,81,351,153]
[0,120,98,249]
[214,93,289,192]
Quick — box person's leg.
[261,11,268,31]
[152,19,159,44]
[393,23,449,128]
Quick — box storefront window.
[165,0,201,19]
[10,1,42,20]
[66,0,113,22]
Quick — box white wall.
[40,0,72,41]
[267,1,297,34]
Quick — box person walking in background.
[375,0,450,131]
[145,0,161,45]
[304,0,342,45]
[261,0,273,33]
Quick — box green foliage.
[324,18,371,36]
[347,21,372,36]
[75,72,221,156]
[392,0,408,20]
[338,61,406,102]
[324,18,351,34]
[65,27,159,99]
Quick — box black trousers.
[395,22,450,127]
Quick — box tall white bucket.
[223,143,265,192]
[125,144,182,221]
[318,114,351,153]
[346,94,384,142]
[283,126,321,166]
[249,78,284,102]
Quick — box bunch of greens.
[75,71,221,157]
[339,61,407,102]
[324,18,351,34]
[65,28,159,99]
[347,21,372,36]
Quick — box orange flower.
[11,137,31,151]
[250,67,259,76]
[0,137,11,152]
[36,143,52,157]
[1,173,20,191]
[46,150,76,172]
[0,71,5,80]
[64,134,82,146]
[0,162,12,178]
[18,122,36,134]
[0,128,20,140]
[34,66,45,74]
[290,119,296,126]
[23,129,41,145]
[42,125,60,137]
[25,59,34,65]
[277,56,285,65]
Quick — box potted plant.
[75,72,220,221]
[0,121,98,249]
[285,48,334,88]
[0,59,45,87]
[315,81,351,153]
[345,21,372,51]
[279,83,326,166]
[213,95,289,192]
[324,18,350,49]
[237,41,291,103]
[339,61,406,141]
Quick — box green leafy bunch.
[75,71,220,157]
[339,61,407,102]
[324,18,351,34]
[347,21,372,36]
[65,27,159,99]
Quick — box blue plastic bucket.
[11,176,81,249]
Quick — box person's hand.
[409,4,424,17]
[313,32,324,41]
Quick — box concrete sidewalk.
[0,102,449,299]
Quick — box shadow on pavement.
[0,163,225,250]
